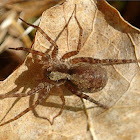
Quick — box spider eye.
[46,71,51,78]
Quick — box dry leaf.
[0,0,140,139]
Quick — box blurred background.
[0,0,140,80]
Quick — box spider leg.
[18,5,76,59]
[51,87,65,125]
[61,5,83,60]
[0,82,44,99]
[19,18,58,59]
[71,57,140,65]
[65,82,107,109]
[45,5,76,55]
[9,47,50,60]
[29,86,65,125]
[0,85,50,126]
[0,83,45,124]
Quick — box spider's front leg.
[65,82,107,109]
[19,18,59,59]
[9,47,50,60]
[61,5,83,60]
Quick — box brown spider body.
[0,5,140,126]
[69,63,108,93]
[44,61,108,93]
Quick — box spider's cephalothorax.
[0,5,140,126]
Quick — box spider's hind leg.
[65,82,107,109]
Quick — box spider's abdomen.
[69,63,108,93]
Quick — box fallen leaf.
[0,0,140,139]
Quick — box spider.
[0,5,140,126]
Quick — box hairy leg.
[9,47,50,60]
[29,86,65,125]
[71,57,140,65]
[0,82,45,99]
[45,5,76,55]
[13,5,76,59]
[0,85,50,126]
[61,5,83,60]
[19,18,59,59]
[65,82,107,109]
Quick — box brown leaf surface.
[0,0,140,139]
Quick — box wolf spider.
[0,5,140,126]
